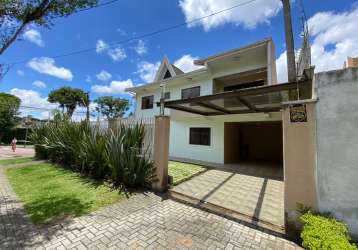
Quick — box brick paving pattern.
[0,165,301,249]
[172,165,284,227]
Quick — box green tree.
[0,92,21,142]
[94,96,129,119]
[0,0,98,55]
[48,87,88,117]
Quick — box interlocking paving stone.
[0,166,301,249]
[171,165,284,227]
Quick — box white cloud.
[96,39,127,62]
[27,57,73,81]
[276,6,358,83]
[91,79,134,94]
[96,39,109,53]
[108,47,127,61]
[308,7,358,72]
[85,75,91,83]
[276,51,288,83]
[9,88,56,111]
[174,54,204,73]
[117,28,127,36]
[179,0,282,31]
[32,80,46,88]
[137,61,160,83]
[134,40,147,55]
[96,70,112,81]
[23,28,44,47]
[16,70,24,76]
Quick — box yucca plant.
[107,123,155,188]
[79,124,109,179]
[43,120,84,168]
[29,123,50,159]
[30,115,155,189]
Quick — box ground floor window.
[189,127,211,146]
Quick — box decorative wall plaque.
[290,104,307,123]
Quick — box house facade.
[126,38,280,164]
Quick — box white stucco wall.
[169,112,282,164]
[169,119,225,164]
[134,75,212,119]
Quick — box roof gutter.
[125,67,208,92]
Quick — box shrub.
[300,212,357,250]
[29,114,155,189]
[107,124,155,188]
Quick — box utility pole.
[282,0,297,83]
[85,92,90,121]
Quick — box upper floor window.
[141,95,154,110]
[181,86,200,99]
[223,80,265,92]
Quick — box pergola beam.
[196,101,232,114]
[166,105,209,116]
[163,80,309,106]
[235,96,259,111]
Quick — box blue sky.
[0,0,357,119]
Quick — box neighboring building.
[343,57,358,69]
[126,38,281,164]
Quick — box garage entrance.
[224,121,283,164]
[157,80,314,234]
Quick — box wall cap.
[155,115,170,118]
[282,98,318,106]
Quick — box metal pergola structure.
[158,80,311,116]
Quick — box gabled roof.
[171,64,184,75]
[154,56,184,82]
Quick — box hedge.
[300,212,357,250]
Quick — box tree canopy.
[48,87,88,117]
[0,0,98,55]
[0,92,21,141]
[94,96,129,119]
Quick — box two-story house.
[126,38,284,165]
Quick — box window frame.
[141,95,154,110]
[181,86,201,99]
[189,127,211,146]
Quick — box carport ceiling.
[159,80,311,116]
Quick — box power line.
[5,0,257,65]
[1,0,123,31]
[64,0,123,16]
[0,103,92,114]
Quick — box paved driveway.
[0,146,35,159]
[170,162,284,230]
[0,166,300,249]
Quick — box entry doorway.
[224,121,283,164]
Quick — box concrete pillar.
[282,101,318,236]
[152,116,170,192]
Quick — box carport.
[153,79,318,234]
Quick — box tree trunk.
[0,22,28,55]
[0,0,51,55]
